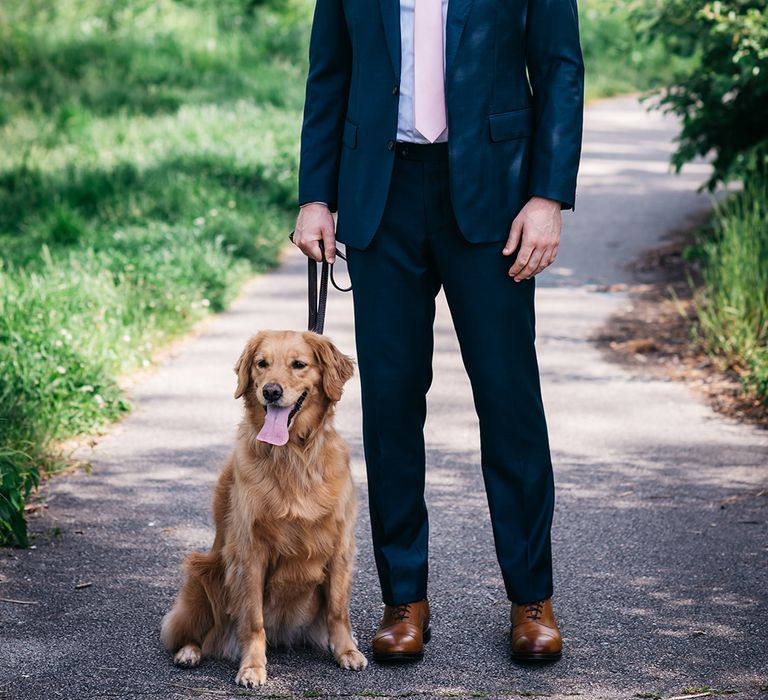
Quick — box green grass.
[579,0,693,101]
[688,175,768,404]
[0,0,310,546]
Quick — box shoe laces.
[392,603,412,622]
[524,600,545,622]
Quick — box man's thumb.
[503,219,523,255]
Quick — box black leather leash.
[288,231,351,334]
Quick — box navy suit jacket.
[298,0,585,249]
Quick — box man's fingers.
[292,209,321,260]
[513,247,545,281]
[298,237,323,262]
[294,205,336,263]
[321,226,336,263]
[502,218,524,256]
[543,244,559,268]
[508,242,535,276]
[504,197,562,278]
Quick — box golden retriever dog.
[161,330,367,687]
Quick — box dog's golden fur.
[161,330,367,687]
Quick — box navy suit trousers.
[345,142,555,606]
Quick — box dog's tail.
[161,551,227,654]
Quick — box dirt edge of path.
[591,214,768,430]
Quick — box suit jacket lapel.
[446,0,475,73]
[380,0,401,78]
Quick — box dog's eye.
[292,360,307,370]
[256,359,268,368]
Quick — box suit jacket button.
[392,85,399,96]
[387,140,395,151]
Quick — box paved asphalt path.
[2,96,767,700]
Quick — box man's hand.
[502,196,562,281]
[293,203,336,263]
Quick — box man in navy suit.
[293,0,584,663]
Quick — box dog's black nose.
[262,383,283,403]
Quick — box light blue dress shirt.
[396,0,450,144]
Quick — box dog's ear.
[305,333,355,402]
[234,332,265,399]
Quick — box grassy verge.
[688,175,768,403]
[0,0,310,546]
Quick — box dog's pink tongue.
[257,404,293,446]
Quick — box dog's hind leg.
[161,551,224,667]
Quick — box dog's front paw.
[174,644,202,668]
[335,648,368,671]
[236,665,267,687]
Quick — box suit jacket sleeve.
[525,0,585,211]
[298,0,353,212]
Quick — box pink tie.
[414,0,447,143]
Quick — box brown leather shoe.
[510,598,562,662]
[372,600,431,662]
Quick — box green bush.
[628,1,768,404]
[630,0,768,187]
[0,0,309,546]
